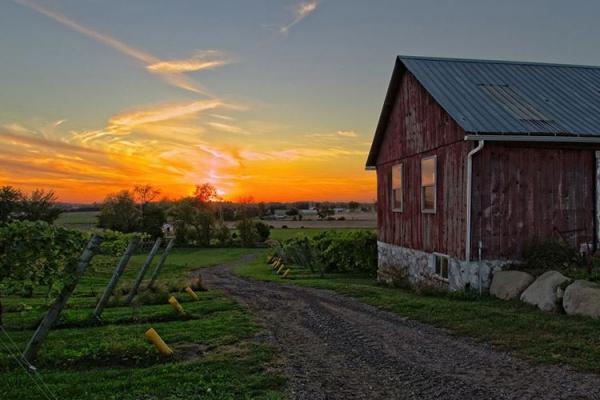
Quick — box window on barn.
[391,164,403,212]
[434,253,449,280]
[421,156,436,213]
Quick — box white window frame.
[433,252,449,281]
[421,156,437,214]
[391,163,403,212]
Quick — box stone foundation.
[377,241,511,291]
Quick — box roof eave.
[465,134,600,144]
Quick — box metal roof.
[366,56,600,167]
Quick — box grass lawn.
[269,227,373,241]
[236,254,600,373]
[0,247,284,400]
[54,211,99,230]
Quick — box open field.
[236,255,600,374]
[54,211,99,230]
[0,248,283,400]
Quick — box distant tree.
[255,221,271,242]
[317,205,335,220]
[169,197,197,245]
[133,184,160,206]
[348,201,360,211]
[19,190,62,223]
[214,222,231,246]
[237,218,258,247]
[169,196,216,246]
[194,183,220,204]
[0,186,23,224]
[257,202,267,217]
[97,191,141,233]
[286,208,299,217]
[139,203,167,238]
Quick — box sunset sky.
[2,0,600,203]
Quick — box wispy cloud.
[306,130,359,139]
[147,50,233,73]
[207,122,249,135]
[72,99,224,143]
[280,1,319,34]
[13,0,224,94]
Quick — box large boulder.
[520,271,571,312]
[563,280,600,318]
[490,271,535,300]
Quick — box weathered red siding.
[471,143,597,259]
[376,71,469,259]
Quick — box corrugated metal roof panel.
[400,56,600,136]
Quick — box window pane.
[392,165,402,189]
[423,186,435,210]
[392,164,402,210]
[421,158,435,187]
[393,189,402,209]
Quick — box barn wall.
[471,142,598,259]
[376,71,470,259]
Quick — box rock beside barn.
[490,271,535,300]
[563,280,600,318]
[520,271,571,312]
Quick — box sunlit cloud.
[13,0,221,94]
[72,99,224,143]
[147,50,233,73]
[306,130,359,139]
[280,1,319,34]
[207,122,249,135]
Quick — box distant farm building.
[367,56,600,290]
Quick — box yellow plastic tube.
[185,287,199,301]
[145,328,173,356]
[168,296,186,316]
[283,269,290,278]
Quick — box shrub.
[312,230,377,274]
[522,239,582,273]
[93,229,147,256]
[271,230,378,275]
[255,221,271,242]
[214,223,232,246]
[237,218,258,247]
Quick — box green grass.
[236,254,600,373]
[0,248,284,400]
[54,211,99,230]
[269,227,372,241]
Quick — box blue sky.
[1,0,599,201]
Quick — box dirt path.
[196,256,600,400]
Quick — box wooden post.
[22,235,102,363]
[147,238,175,289]
[126,238,162,304]
[92,236,140,320]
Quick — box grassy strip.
[236,253,600,373]
[269,227,373,241]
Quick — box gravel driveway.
[197,256,600,400]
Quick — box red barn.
[367,56,600,291]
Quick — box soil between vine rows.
[196,256,600,400]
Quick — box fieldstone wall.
[377,241,511,291]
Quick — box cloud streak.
[280,1,319,34]
[147,50,233,73]
[13,0,221,94]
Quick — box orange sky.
[1,1,380,203]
